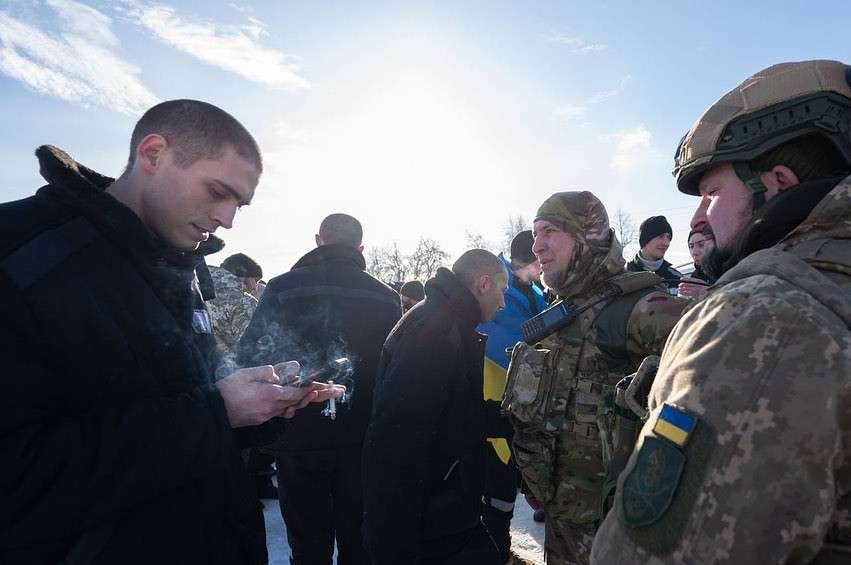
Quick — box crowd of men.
[0,58,849,565]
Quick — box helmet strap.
[733,162,768,212]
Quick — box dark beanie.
[399,280,425,301]
[221,253,263,278]
[510,230,536,266]
[639,216,673,248]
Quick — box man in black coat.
[626,215,682,291]
[237,213,402,565]
[0,100,341,565]
[362,249,512,565]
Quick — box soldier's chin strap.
[733,162,768,212]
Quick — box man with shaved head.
[363,249,512,565]
[238,212,400,565]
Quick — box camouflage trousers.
[544,518,596,565]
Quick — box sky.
[1,0,849,276]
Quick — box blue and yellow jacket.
[477,253,547,463]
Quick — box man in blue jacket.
[477,231,547,564]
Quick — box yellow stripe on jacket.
[484,357,511,464]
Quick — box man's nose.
[690,197,709,231]
[212,202,238,230]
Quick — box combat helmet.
[673,60,851,210]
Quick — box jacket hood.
[292,243,366,271]
[35,145,224,257]
[782,174,851,246]
[555,236,626,300]
[424,267,481,329]
[535,191,625,299]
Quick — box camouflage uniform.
[592,60,851,564]
[503,192,687,564]
[592,175,851,565]
[207,265,258,377]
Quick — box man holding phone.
[0,100,342,564]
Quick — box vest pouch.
[511,427,557,505]
[502,341,558,425]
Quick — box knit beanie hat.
[399,280,425,301]
[509,230,536,266]
[639,216,673,248]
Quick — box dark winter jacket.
[626,254,682,290]
[0,146,265,565]
[236,244,401,451]
[361,268,510,564]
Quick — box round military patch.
[621,436,685,529]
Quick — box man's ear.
[315,234,323,247]
[761,165,800,196]
[478,274,492,295]
[357,244,364,253]
[136,134,168,173]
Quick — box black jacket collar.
[424,267,481,330]
[292,244,366,271]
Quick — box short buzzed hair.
[319,213,363,247]
[126,99,262,173]
[452,249,506,288]
[221,253,262,279]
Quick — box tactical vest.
[502,271,661,524]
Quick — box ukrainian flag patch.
[653,404,696,447]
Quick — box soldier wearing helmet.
[592,60,851,564]
[501,191,687,565]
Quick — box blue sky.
[1,0,848,275]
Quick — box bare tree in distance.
[407,237,450,281]
[612,208,637,257]
[464,230,493,251]
[502,214,529,254]
[366,242,408,285]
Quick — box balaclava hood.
[535,190,625,299]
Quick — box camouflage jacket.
[505,242,688,525]
[207,266,257,376]
[592,177,851,564]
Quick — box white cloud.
[552,104,587,123]
[576,43,606,55]
[604,125,652,171]
[588,74,631,104]
[0,2,158,115]
[124,2,309,90]
[553,75,630,126]
[546,33,607,55]
[48,0,117,46]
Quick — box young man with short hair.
[0,100,341,564]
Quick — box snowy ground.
[263,494,545,564]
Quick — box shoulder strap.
[594,271,666,364]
